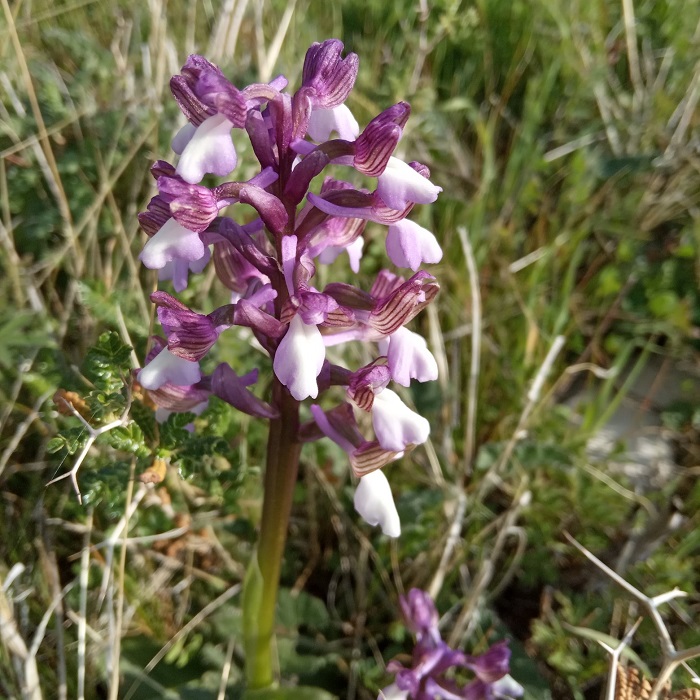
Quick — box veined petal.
[273,315,325,400]
[465,641,511,684]
[138,347,201,390]
[372,388,430,451]
[302,39,359,108]
[399,589,440,644]
[310,404,356,453]
[386,219,443,271]
[377,157,442,210]
[211,363,279,419]
[140,218,205,269]
[176,113,237,184]
[354,469,401,537]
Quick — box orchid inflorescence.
[381,589,524,700]
[136,39,443,537]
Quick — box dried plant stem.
[1,0,74,238]
[48,395,132,503]
[0,574,42,700]
[621,0,643,96]
[476,334,565,503]
[448,487,531,646]
[77,510,93,700]
[565,533,700,699]
[600,617,643,700]
[107,460,136,700]
[217,638,236,700]
[123,584,242,700]
[428,489,467,599]
[457,226,482,481]
[258,0,298,82]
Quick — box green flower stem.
[244,379,301,689]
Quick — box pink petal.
[380,327,439,387]
[385,219,442,271]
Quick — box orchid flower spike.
[137,38,443,535]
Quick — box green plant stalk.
[243,380,301,689]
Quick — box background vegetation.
[0,0,698,698]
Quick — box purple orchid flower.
[137,39,444,537]
[381,590,524,700]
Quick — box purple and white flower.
[137,39,443,537]
[381,589,523,700]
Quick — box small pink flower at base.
[354,469,401,538]
[140,218,206,270]
[307,104,360,142]
[175,113,237,184]
[385,219,443,271]
[465,641,511,684]
[399,589,440,646]
[378,327,439,387]
[377,157,442,211]
[273,314,326,400]
[138,346,202,390]
[371,388,430,452]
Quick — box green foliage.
[0,310,54,370]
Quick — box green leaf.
[46,437,67,454]
[277,589,330,632]
[131,400,159,445]
[562,623,651,676]
[105,424,150,458]
[83,331,133,391]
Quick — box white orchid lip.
[273,314,325,400]
[171,122,197,154]
[138,348,201,390]
[140,218,206,270]
[386,219,443,271]
[371,388,430,452]
[307,104,360,142]
[354,469,401,537]
[377,156,442,210]
[176,113,237,184]
[379,327,439,387]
